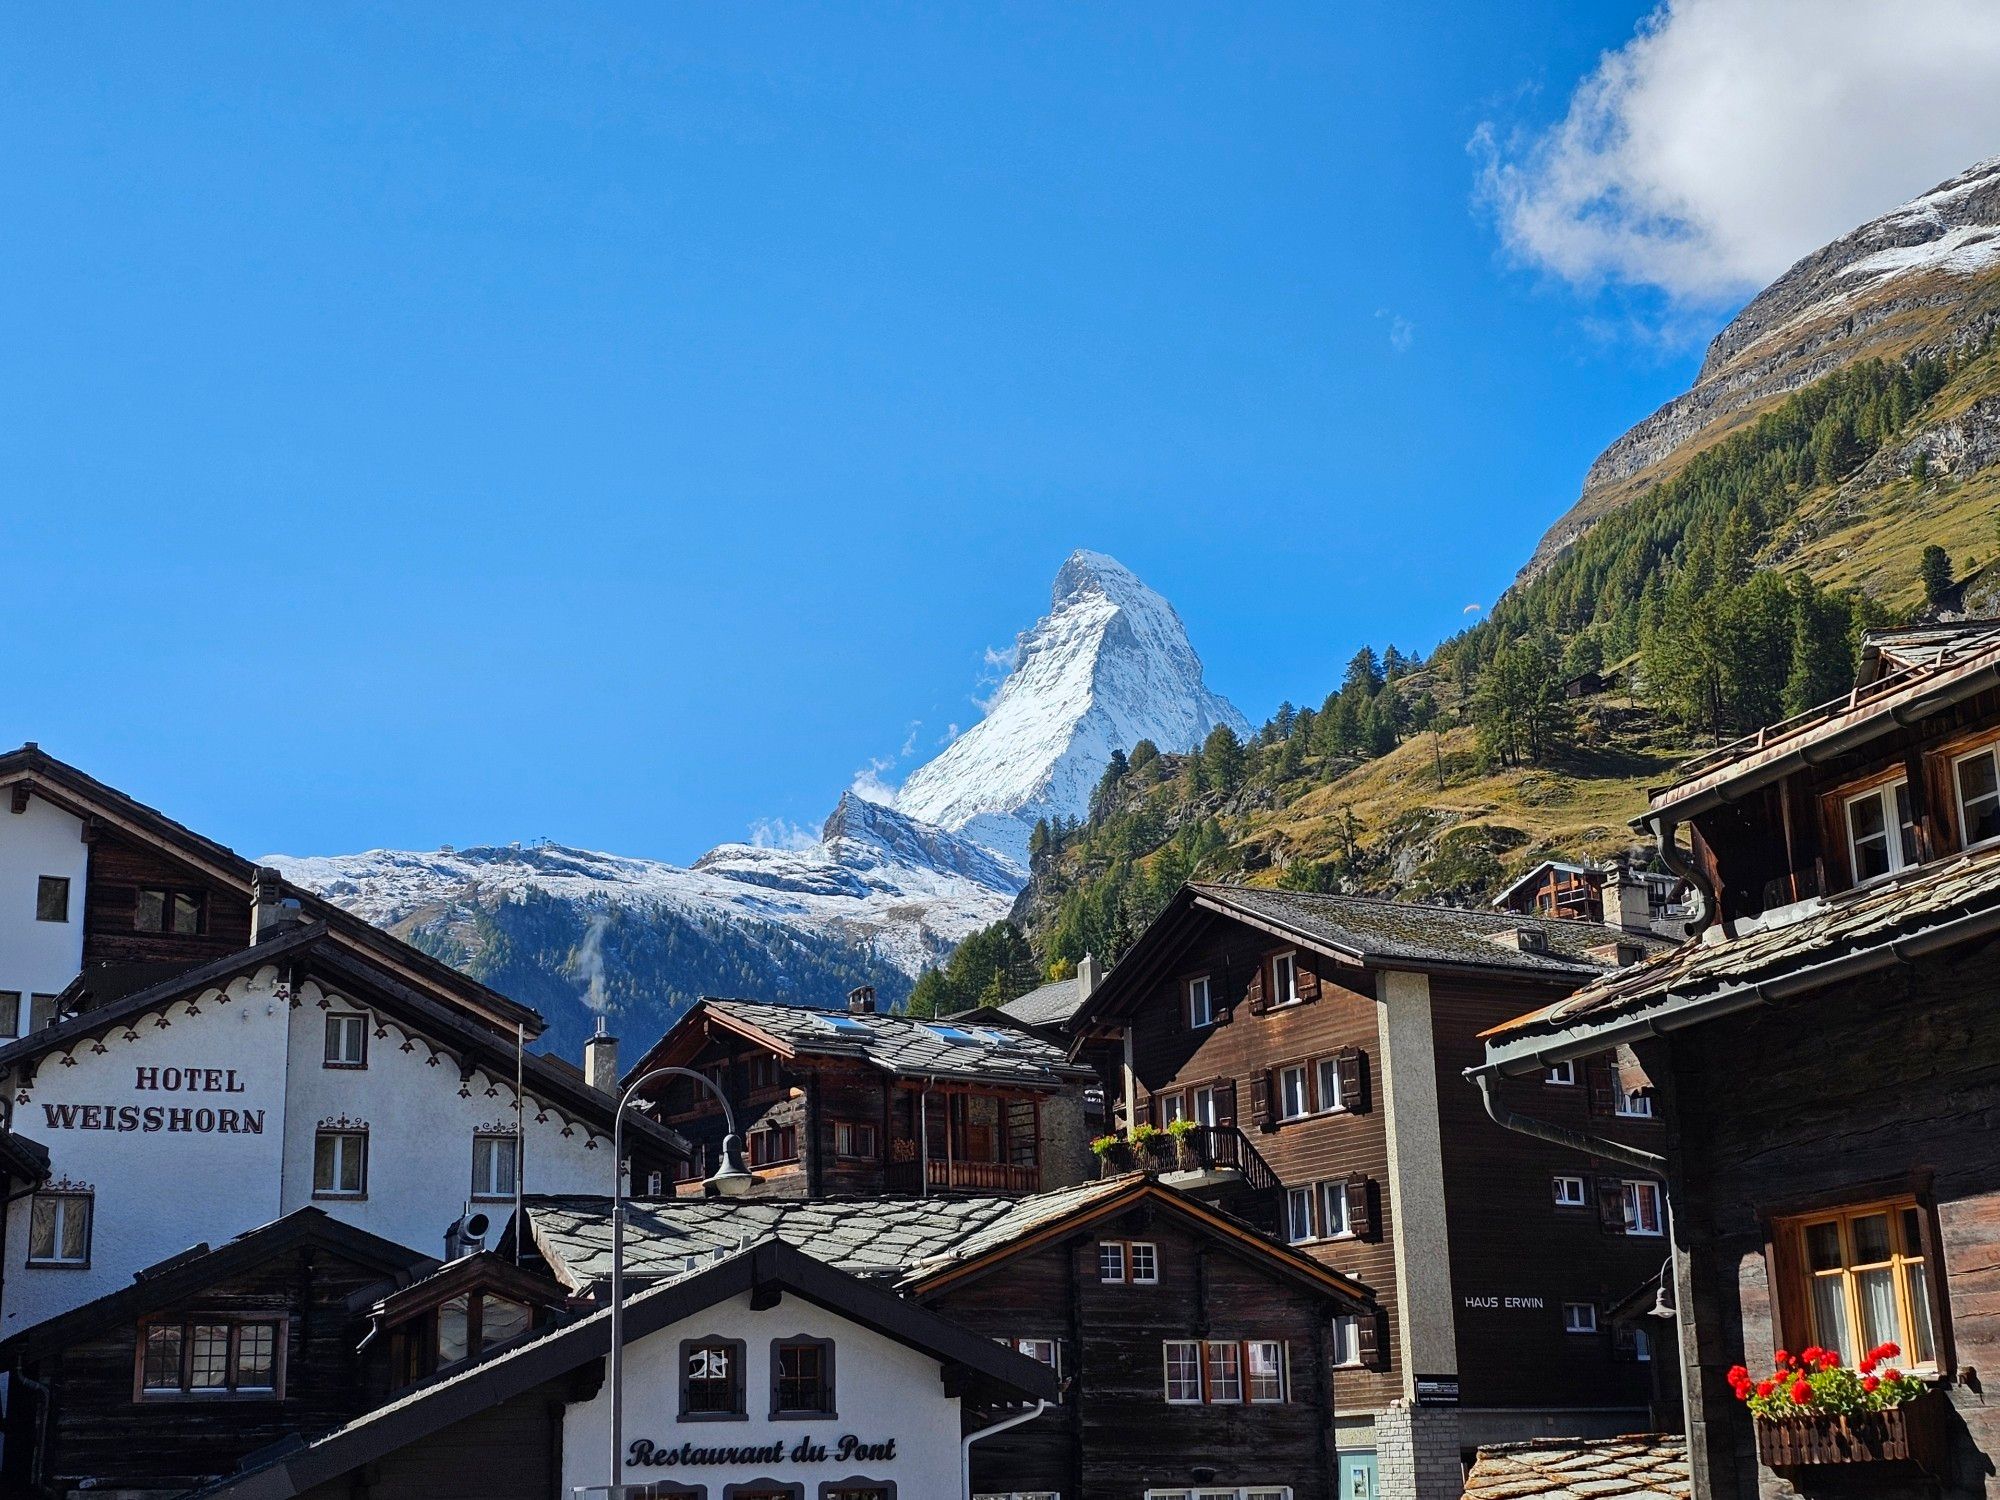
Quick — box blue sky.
[6,2,1997,862]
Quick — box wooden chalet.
[1488,859,1688,935]
[1066,883,1677,1498]
[1478,620,2000,1500]
[522,1173,1378,1500]
[627,989,1097,1199]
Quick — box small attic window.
[1514,928,1550,954]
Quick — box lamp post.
[608,1066,754,1495]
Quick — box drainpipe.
[1646,815,1719,938]
[961,1400,1049,1500]
[1470,1073,1663,1173]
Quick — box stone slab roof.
[701,997,1096,1088]
[999,976,1087,1027]
[1189,884,1671,978]
[524,1176,1138,1294]
[1462,1435,1688,1499]
[1484,840,2000,1060]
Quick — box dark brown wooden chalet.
[1067,883,1676,1494]
[522,1174,1377,1500]
[1479,620,2000,1500]
[0,1208,436,1498]
[626,990,1097,1199]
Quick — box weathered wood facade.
[1478,623,2000,1500]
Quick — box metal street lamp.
[608,1065,755,1494]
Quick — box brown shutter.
[1246,963,1268,1015]
[1296,960,1321,1002]
[1585,1057,1617,1116]
[1249,1071,1274,1130]
[1336,1047,1370,1114]
[1216,1079,1237,1127]
[1344,1173,1376,1239]
[1356,1308,1386,1370]
[1597,1177,1628,1233]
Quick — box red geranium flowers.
[1731,1341,1922,1418]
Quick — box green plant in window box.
[1090,1134,1133,1174]
[1163,1114,1201,1168]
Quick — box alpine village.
[11,139,2000,1500]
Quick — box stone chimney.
[847,985,877,1015]
[1077,952,1101,999]
[584,1020,620,1094]
[1607,865,1655,935]
[251,867,306,943]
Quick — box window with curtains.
[1845,779,1919,882]
[136,1315,283,1398]
[27,1190,92,1266]
[1956,743,2000,847]
[471,1133,517,1200]
[1781,1198,1939,1369]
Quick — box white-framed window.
[313,1129,367,1198]
[1130,1241,1159,1284]
[1277,1065,1309,1120]
[1285,1186,1316,1244]
[323,1013,368,1068]
[139,1315,284,1398]
[1204,1340,1243,1402]
[27,1190,92,1266]
[471,1133,517,1200]
[1315,1057,1344,1112]
[1099,1241,1127,1283]
[1563,1302,1598,1334]
[1552,1175,1587,1208]
[1318,1181,1350,1238]
[1329,1314,1362,1368]
[1956,744,2000,848]
[834,1120,879,1158]
[1623,1180,1665,1236]
[1192,1085,1221,1127]
[1270,952,1300,1006]
[1013,1337,1061,1373]
[1187,974,1216,1029]
[1614,1088,1654,1119]
[1158,1092,1189,1126]
[1245,1340,1288,1402]
[1546,1060,1576,1086]
[1846,779,1918,882]
[1163,1340,1202,1403]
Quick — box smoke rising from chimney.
[572,911,611,1014]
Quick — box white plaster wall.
[278,979,613,1260]
[0,793,88,1018]
[1,969,290,1334]
[561,1289,964,1498]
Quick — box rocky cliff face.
[1524,157,2000,582]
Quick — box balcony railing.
[886,1158,1040,1194]
[1118,1126,1282,1193]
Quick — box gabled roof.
[360,1250,569,1328]
[1645,622,2000,824]
[0,744,543,1040]
[1463,1435,1688,1499]
[1071,882,1664,1038]
[631,996,1096,1090]
[1478,840,2000,1077]
[183,1238,1060,1500]
[0,1208,434,1360]
[997,975,1089,1028]
[1489,860,1595,907]
[523,1174,1373,1309]
[0,1126,50,1185]
[0,926,690,1160]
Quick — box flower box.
[1755,1386,1946,1474]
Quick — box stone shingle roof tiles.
[704,997,1095,1087]
[1462,1435,1689,1500]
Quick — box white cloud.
[849,755,899,805]
[1375,308,1415,352]
[1463,602,1484,614]
[1475,0,2000,302]
[748,817,820,851]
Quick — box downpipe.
[1471,1072,1664,1174]
[961,1400,1050,1500]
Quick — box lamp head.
[704,1134,756,1199]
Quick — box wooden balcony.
[885,1158,1041,1194]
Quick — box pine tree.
[1342,647,1385,697]
[1921,545,1954,605]
[1200,724,1246,790]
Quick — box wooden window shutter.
[1356,1308,1386,1370]
[1217,1078,1237,1127]
[1585,1057,1616,1116]
[1596,1177,1628,1233]
[1296,960,1321,1003]
[1249,1071,1275,1131]
[1336,1047,1370,1113]
[1246,964,1268,1015]
[1344,1173,1376,1239]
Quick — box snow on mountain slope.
[894,550,1249,865]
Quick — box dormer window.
[1845,780,1917,882]
[1954,744,2000,848]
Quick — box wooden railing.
[886,1158,1041,1194]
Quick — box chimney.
[584,1017,620,1094]
[1608,866,1654,935]
[847,985,877,1015]
[251,867,306,943]
[1077,952,1101,999]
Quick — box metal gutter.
[1470,894,2000,1081]
[1471,1073,1664,1174]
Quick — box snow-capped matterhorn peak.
[894,549,1249,867]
